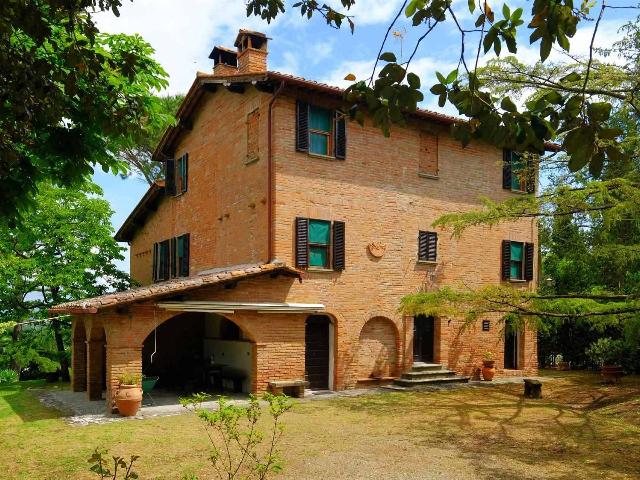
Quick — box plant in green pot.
[586,338,624,384]
[482,351,496,381]
[116,372,143,417]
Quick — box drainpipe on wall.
[267,80,286,264]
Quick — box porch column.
[87,339,105,401]
[106,345,142,413]
[71,338,87,392]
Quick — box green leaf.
[545,91,563,105]
[540,37,552,61]
[588,151,604,177]
[436,71,446,84]
[407,72,420,89]
[445,69,458,84]
[379,52,397,62]
[475,13,486,27]
[500,96,518,112]
[468,0,476,13]
[502,3,510,19]
[438,93,447,107]
[511,8,523,22]
[587,102,612,122]
[560,72,581,83]
[494,37,502,56]
[599,128,623,140]
[430,83,447,95]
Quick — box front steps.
[389,362,469,390]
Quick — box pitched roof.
[49,263,302,314]
[114,180,165,242]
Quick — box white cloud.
[95,0,277,94]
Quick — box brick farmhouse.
[52,30,542,412]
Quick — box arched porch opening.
[356,316,399,383]
[71,319,87,392]
[141,312,255,395]
[87,324,106,401]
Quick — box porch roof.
[49,262,302,314]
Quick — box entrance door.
[413,315,435,363]
[504,325,519,369]
[305,315,330,390]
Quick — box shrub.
[180,392,294,479]
[586,338,625,367]
[117,373,142,386]
[0,369,18,384]
[88,448,139,479]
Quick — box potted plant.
[481,351,496,381]
[115,372,143,416]
[586,338,624,384]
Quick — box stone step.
[393,376,470,388]
[411,362,445,372]
[401,370,457,380]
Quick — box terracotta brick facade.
[68,32,539,412]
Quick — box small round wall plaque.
[368,242,387,258]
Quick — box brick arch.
[71,318,87,392]
[356,316,399,379]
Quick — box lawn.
[1,371,639,479]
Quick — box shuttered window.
[503,150,534,193]
[418,231,438,262]
[165,154,188,196]
[153,239,170,282]
[501,240,534,281]
[154,234,190,282]
[295,217,345,271]
[296,101,346,159]
[419,132,439,177]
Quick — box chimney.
[209,46,238,76]
[234,30,268,74]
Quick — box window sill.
[307,268,337,273]
[308,152,339,161]
[508,279,528,283]
[418,172,439,180]
[244,156,259,165]
[509,189,529,195]
[417,260,438,265]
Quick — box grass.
[1,371,639,479]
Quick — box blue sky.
[94,0,636,273]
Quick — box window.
[246,108,260,163]
[309,106,333,156]
[153,239,170,282]
[171,233,190,278]
[419,132,439,177]
[418,231,438,262]
[295,101,346,159]
[308,219,331,268]
[295,217,345,271]
[165,153,188,196]
[510,241,524,280]
[153,234,190,282]
[501,240,534,282]
[503,150,532,193]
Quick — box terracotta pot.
[601,365,624,384]
[482,360,496,381]
[116,384,142,416]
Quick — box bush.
[586,338,625,367]
[0,369,18,384]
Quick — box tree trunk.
[51,319,70,382]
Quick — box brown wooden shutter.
[526,156,535,194]
[296,101,309,152]
[332,221,345,271]
[181,233,190,277]
[160,239,170,280]
[418,231,437,261]
[183,153,189,193]
[524,242,534,281]
[501,240,511,280]
[295,217,309,268]
[152,242,158,282]
[335,112,346,159]
[165,158,176,196]
[502,150,512,190]
[170,237,177,278]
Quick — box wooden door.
[504,327,518,369]
[305,315,330,390]
[413,315,435,363]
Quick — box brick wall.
[129,86,271,284]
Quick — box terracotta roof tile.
[50,262,302,314]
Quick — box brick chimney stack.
[234,30,268,74]
[210,46,238,76]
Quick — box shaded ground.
[0,371,639,479]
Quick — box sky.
[93,0,637,273]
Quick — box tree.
[115,94,184,185]
[0,1,169,222]
[0,181,130,380]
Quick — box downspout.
[267,80,285,263]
